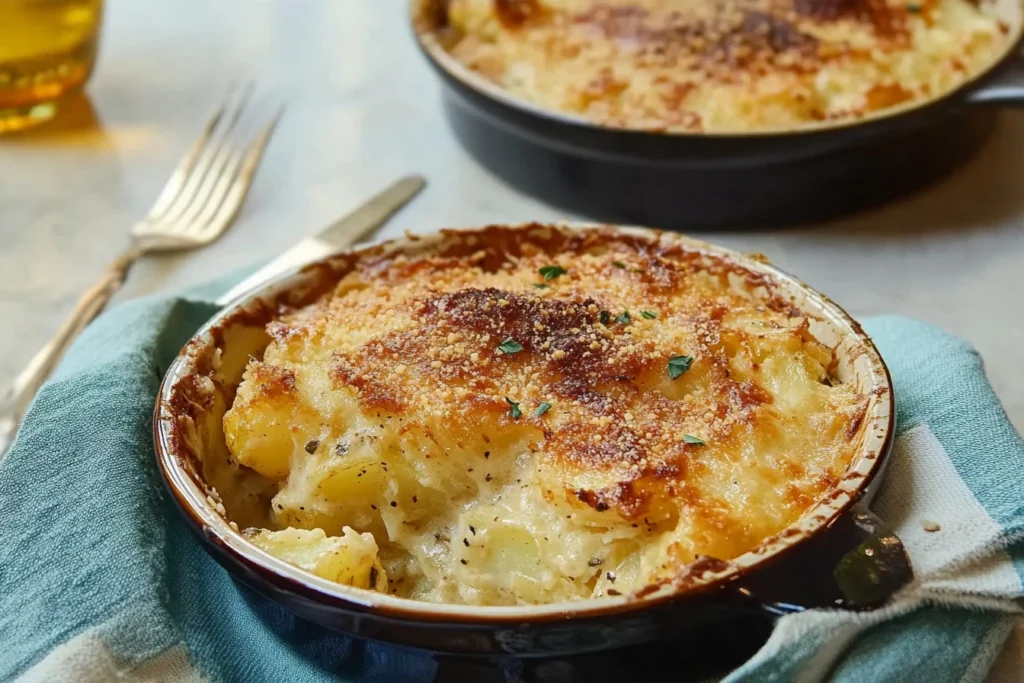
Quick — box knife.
[216,174,427,305]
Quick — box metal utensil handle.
[0,249,137,459]
[965,50,1024,106]
[735,508,913,615]
[214,175,427,306]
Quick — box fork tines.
[135,83,284,247]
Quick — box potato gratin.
[223,226,869,605]
[427,0,1012,132]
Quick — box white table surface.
[1,0,1022,438]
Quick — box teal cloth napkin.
[1,280,1022,682]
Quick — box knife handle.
[216,175,426,305]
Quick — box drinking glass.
[0,0,102,133]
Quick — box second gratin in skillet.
[413,0,1024,229]
[154,223,908,665]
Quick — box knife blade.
[216,174,426,305]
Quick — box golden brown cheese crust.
[224,226,869,604]
[430,0,1011,132]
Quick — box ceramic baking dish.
[153,223,906,666]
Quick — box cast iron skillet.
[154,224,908,679]
[412,0,1024,230]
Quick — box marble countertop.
[1,0,1022,432]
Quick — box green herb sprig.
[539,265,568,281]
[668,355,694,379]
[497,338,523,354]
[505,397,522,419]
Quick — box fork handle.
[0,248,139,459]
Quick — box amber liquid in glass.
[0,0,102,132]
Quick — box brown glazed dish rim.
[154,222,895,624]
[409,0,1024,139]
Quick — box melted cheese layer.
[431,0,1010,132]
[223,227,868,605]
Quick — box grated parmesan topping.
[426,0,1012,132]
[223,226,870,605]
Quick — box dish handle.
[736,508,913,616]
[965,51,1024,106]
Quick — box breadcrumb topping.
[223,225,870,604]
[429,0,1011,132]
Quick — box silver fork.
[0,85,283,458]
